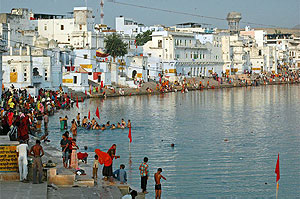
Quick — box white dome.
[35,36,49,48]
[49,39,58,48]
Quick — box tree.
[104,33,128,61]
[135,30,153,46]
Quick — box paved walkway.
[47,184,122,199]
[0,182,47,199]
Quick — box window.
[24,78,27,81]
[158,40,162,48]
[44,26,47,31]
[84,54,88,59]
[13,69,16,72]
[88,72,92,75]
[258,50,262,56]
[45,73,48,76]
[73,76,77,84]
[24,73,26,77]
[61,25,64,30]
[79,25,82,30]
[45,77,47,81]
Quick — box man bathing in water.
[82,116,88,127]
[154,168,166,199]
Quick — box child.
[93,155,99,180]
[154,168,167,199]
[113,164,127,184]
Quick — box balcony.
[32,75,43,84]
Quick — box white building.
[0,8,36,48]
[37,7,102,50]
[126,55,148,82]
[115,16,164,36]
[143,31,224,82]
[62,72,89,92]
[1,37,65,90]
[240,27,277,73]
[289,35,300,68]
[0,38,7,98]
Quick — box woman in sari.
[70,139,79,170]
[102,144,120,181]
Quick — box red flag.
[275,153,280,182]
[95,107,100,119]
[76,96,79,108]
[90,89,92,95]
[88,110,90,120]
[71,93,73,99]
[81,97,83,102]
[85,90,87,97]
[128,127,132,143]
[129,93,132,96]
[55,95,57,101]
[101,81,104,88]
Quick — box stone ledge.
[0,172,20,181]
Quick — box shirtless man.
[91,118,96,126]
[29,140,44,184]
[121,119,126,127]
[154,168,166,199]
[76,113,80,126]
[82,116,88,127]
[127,120,131,128]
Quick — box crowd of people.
[59,113,132,135]
[0,86,74,141]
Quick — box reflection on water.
[48,84,300,198]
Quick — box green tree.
[135,30,153,46]
[104,33,128,61]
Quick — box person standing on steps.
[139,157,149,194]
[154,168,167,199]
[29,140,44,184]
[16,140,29,182]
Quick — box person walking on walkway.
[29,140,44,184]
[16,140,29,182]
[139,157,149,194]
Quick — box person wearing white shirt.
[16,140,29,182]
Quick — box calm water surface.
[48,84,300,198]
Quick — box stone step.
[74,175,94,187]
[48,168,75,187]
[0,172,20,181]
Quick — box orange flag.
[88,110,90,120]
[76,96,79,108]
[128,127,132,143]
[275,153,280,183]
[95,107,100,119]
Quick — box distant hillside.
[292,24,300,30]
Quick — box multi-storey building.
[143,30,224,81]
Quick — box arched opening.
[33,68,39,76]
[132,70,137,79]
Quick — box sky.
[0,0,299,29]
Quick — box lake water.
[48,84,300,198]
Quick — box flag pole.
[276,182,279,199]
[129,138,131,151]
